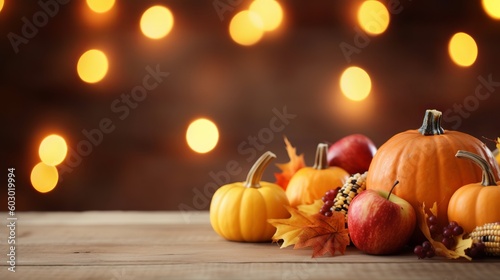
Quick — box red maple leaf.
[274,137,306,190]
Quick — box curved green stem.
[313,143,329,170]
[455,150,497,186]
[244,151,276,188]
[418,109,445,136]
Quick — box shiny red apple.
[327,134,377,174]
[347,181,416,255]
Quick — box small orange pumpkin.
[366,109,500,231]
[447,150,500,234]
[286,143,349,207]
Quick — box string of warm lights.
[229,0,284,46]
[31,135,68,193]
[8,0,499,193]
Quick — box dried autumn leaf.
[274,136,306,190]
[295,211,350,257]
[297,199,324,215]
[418,202,473,260]
[268,205,314,248]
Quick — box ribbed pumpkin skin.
[286,167,349,207]
[447,184,500,234]
[366,129,500,229]
[447,150,500,234]
[286,143,349,207]
[210,182,290,242]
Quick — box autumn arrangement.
[209,109,500,260]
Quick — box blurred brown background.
[1,0,499,211]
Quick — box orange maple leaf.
[295,211,350,257]
[268,206,349,258]
[268,205,314,248]
[297,199,324,215]
[418,202,472,260]
[274,136,306,190]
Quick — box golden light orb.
[186,118,219,154]
[340,66,372,101]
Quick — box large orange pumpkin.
[447,150,500,234]
[366,109,500,233]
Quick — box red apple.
[327,134,377,174]
[347,181,416,255]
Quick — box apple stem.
[386,180,400,200]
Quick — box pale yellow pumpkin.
[209,151,290,242]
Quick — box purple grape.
[448,221,459,229]
[443,228,453,238]
[422,241,432,251]
[452,226,464,236]
[414,245,426,259]
[441,237,455,249]
[425,249,435,258]
[429,225,438,235]
[427,215,438,225]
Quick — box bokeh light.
[448,32,478,67]
[249,0,283,32]
[229,10,264,46]
[482,0,500,20]
[357,0,390,35]
[340,66,372,101]
[77,49,109,83]
[86,0,115,13]
[140,5,174,39]
[0,0,4,13]
[186,118,219,154]
[31,162,59,193]
[39,134,68,166]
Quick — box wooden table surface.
[1,211,500,280]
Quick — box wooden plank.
[12,211,208,225]
[7,223,433,266]
[2,263,500,280]
[1,211,500,279]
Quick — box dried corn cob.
[470,222,500,256]
[332,171,368,218]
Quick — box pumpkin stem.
[313,143,329,170]
[418,109,445,136]
[244,151,276,188]
[386,180,400,201]
[455,150,497,186]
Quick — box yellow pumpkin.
[366,109,500,232]
[286,143,349,207]
[447,150,500,234]
[209,151,290,242]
